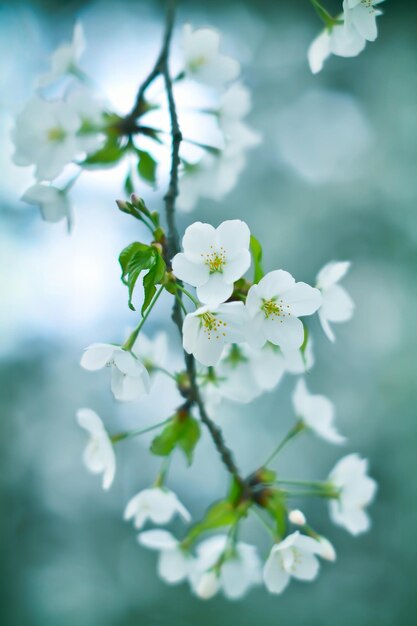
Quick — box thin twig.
[129,0,245,487]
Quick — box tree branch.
[130,1,245,487]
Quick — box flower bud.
[195,571,220,600]
[318,537,337,562]
[288,509,306,526]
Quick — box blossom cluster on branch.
[12,0,383,601]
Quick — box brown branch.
[129,0,245,488]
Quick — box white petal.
[263,552,290,594]
[80,343,115,370]
[257,270,295,300]
[158,548,190,584]
[222,249,251,283]
[319,310,336,342]
[350,2,378,41]
[197,274,233,306]
[308,29,331,74]
[172,253,209,287]
[138,529,178,550]
[292,552,320,581]
[264,316,304,351]
[321,285,354,323]
[283,283,322,317]
[316,261,351,290]
[76,408,104,435]
[215,219,250,255]
[182,222,216,259]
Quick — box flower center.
[261,298,290,321]
[202,246,226,274]
[200,312,227,340]
[189,55,208,71]
[360,0,375,11]
[47,126,66,142]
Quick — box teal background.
[1,1,416,624]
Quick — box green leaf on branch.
[265,490,287,537]
[118,242,166,311]
[250,235,264,283]
[151,413,201,465]
[137,150,157,186]
[84,137,125,166]
[185,500,239,544]
[124,171,134,196]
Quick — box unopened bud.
[318,537,337,562]
[195,571,220,600]
[116,199,129,211]
[288,509,306,526]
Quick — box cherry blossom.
[316,261,354,342]
[138,530,192,585]
[245,270,321,352]
[292,379,346,445]
[182,302,247,366]
[80,343,150,401]
[328,454,377,535]
[124,488,191,529]
[76,408,115,490]
[37,22,86,88]
[172,220,251,306]
[263,531,324,594]
[21,183,72,225]
[181,24,240,87]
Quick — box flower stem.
[111,417,170,443]
[263,420,305,467]
[122,285,164,351]
[175,283,199,307]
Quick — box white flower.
[138,530,192,585]
[37,22,86,88]
[21,183,72,225]
[218,83,251,124]
[182,24,240,88]
[172,220,251,305]
[308,20,366,74]
[190,535,262,600]
[344,0,383,43]
[80,343,151,402]
[66,86,105,154]
[245,270,321,352]
[76,408,115,490]
[12,97,81,180]
[124,488,191,529]
[263,531,323,594]
[182,302,246,366]
[329,453,377,535]
[292,379,345,445]
[177,152,246,212]
[316,261,354,342]
[132,331,168,373]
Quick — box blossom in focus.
[182,302,246,366]
[21,183,72,226]
[12,97,81,181]
[328,453,377,535]
[80,343,150,401]
[181,24,240,87]
[37,21,86,88]
[316,261,354,342]
[172,220,251,305]
[263,531,324,594]
[190,535,262,600]
[138,530,192,585]
[245,270,321,352]
[124,488,191,529]
[76,408,115,490]
[292,378,346,445]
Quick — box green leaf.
[151,413,201,465]
[124,171,134,196]
[185,501,239,544]
[119,243,155,310]
[137,150,157,186]
[265,491,287,537]
[250,235,264,283]
[142,254,166,314]
[84,137,125,166]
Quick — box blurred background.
[1,0,416,624]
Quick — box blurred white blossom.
[316,261,354,342]
[37,21,86,88]
[21,183,72,225]
[292,378,345,445]
[124,487,191,529]
[76,408,115,490]
[138,530,191,585]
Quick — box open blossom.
[308,1,383,74]
[76,408,115,490]
[263,531,324,594]
[190,535,262,600]
[132,331,168,374]
[124,488,191,529]
[292,379,345,445]
[181,24,240,87]
[172,220,251,306]
[316,261,354,342]
[37,22,86,88]
[80,343,150,402]
[182,302,246,366]
[21,183,72,225]
[138,530,191,585]
[12,97,81,181]
[245,270,321,352]
[329,454,377,535]
[177,152,246,213]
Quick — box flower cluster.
[308,0,384,73]
[14,6,383,603]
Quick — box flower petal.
[172,253,209,286]
[138,529,178,550]
[197,273,233,306]
[80,343,115,370]
[215,219,250,255]
[283,282,322,317]
[264,316,304,352]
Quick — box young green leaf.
[84,137,125,166]
[151,413,201,465]
[142,253,166,314]
[137,150,157,186]
[250,235,264,283]
[124,171,134,196]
